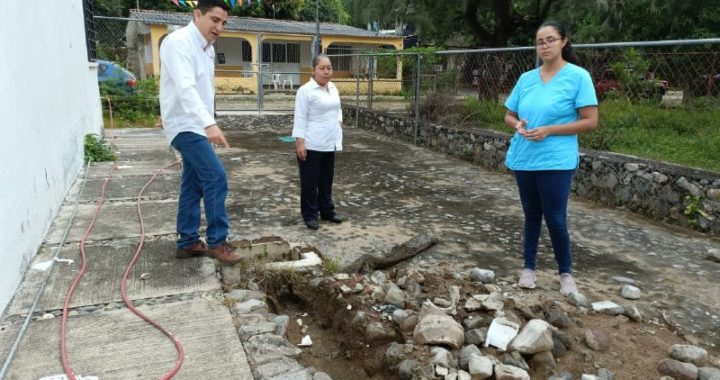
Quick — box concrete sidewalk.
[2,116,720,379]
[0,128,253,379]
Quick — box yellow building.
[128,10,404,94]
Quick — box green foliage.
[299,0,350,23]
[101,77,159,125]
[322,257,342,274]
[84,134,116,163]
[684,195,703,228]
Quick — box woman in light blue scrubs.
[504,21,599,295]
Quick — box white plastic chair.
[271,73,281,90]
[282,76,293,90]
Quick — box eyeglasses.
[536,36,561,48]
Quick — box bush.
[101,77,159,124]
[84,134,116,163]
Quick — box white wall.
[0,0,102,315]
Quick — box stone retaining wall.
[344,107,720,235]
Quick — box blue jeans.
[514,170,575,274]
[171,132,229,249]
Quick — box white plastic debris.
[296,318,303,326]
[484,317,520,351]
[39,375,99,380]
[55,258,75,264]
[346,304,352,310]
[31,260,53,271]
[299,335,313,346]
[140,273,151,280]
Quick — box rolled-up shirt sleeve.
[292,87,309,139]
[161,39,216,129]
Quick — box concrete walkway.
[2,115,720,379]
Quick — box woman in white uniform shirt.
[292,54,344,230]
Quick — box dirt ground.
[216,114,720,378]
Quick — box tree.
[298,0,350,24]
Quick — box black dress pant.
[298,150,335,222]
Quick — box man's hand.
[206,124,230,148]
[295,138,307,161]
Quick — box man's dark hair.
[197,0,230,13]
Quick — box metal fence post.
[414,53,421,145]
[368,54,374,111]
[257,34,263,114]
[355,56,360,128]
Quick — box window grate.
[83,0,97,61]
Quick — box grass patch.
[427,94,720,172]
[84,134,115,163]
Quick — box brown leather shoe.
[207,242,244,265]
[176,240,208,259]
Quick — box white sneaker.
[560,273,578,296]
[518,269,536,289]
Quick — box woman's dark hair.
[311,53,331,70]
[538,20,579,65]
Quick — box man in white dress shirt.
[159,0,243,263]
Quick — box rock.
[246,333,302,357]
[597,367,615,380]
[393,309,410,325]
[469,268,495,283]
[366,321,396,341]
[459,345,482,370]
[502,351,529,371]
[551,337,568,358]
[482,292,504,311]
[400,314,419,333]
[467,355,493,379]
[233,299,268,314]
[238,321,277,340]
[226,289,266,303]
[352,311,367,325]
[398,359,419,380]
[385,284,406,308]
[568,292,591,308]
[465,328,487,345]
[610,315,630,328]
[708,189,720,201]
[620,285,642,299]
[658,358,699,380]
[457,369,472,380]
[529,351,556,371]
[463,315,486,330]
[371,286,386,301]
[494,364,530,380]
[508,319,554,354]
[464,297,483,312]
[677,177,702,197]
[370,270,387,284]
[385,342,407,369]
[591,301,624,315]
[413,312,465,349]
[669,344,708,366]
[432,347,458,369]
[611,276,636,285]
[435,365,449,377]
[585,329,610,351]
[548,373,573,380]
[274,315,290,336]
[707,248,720,263]
[698,366,720,380]
[546,307,572,329]
[581,375,600,380]
[623,304,643,322]
[313,372,333,380]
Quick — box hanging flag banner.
[171,0,179,6]
[230,0,236,7]
[187,0,195,8]
[179,0,187,7]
